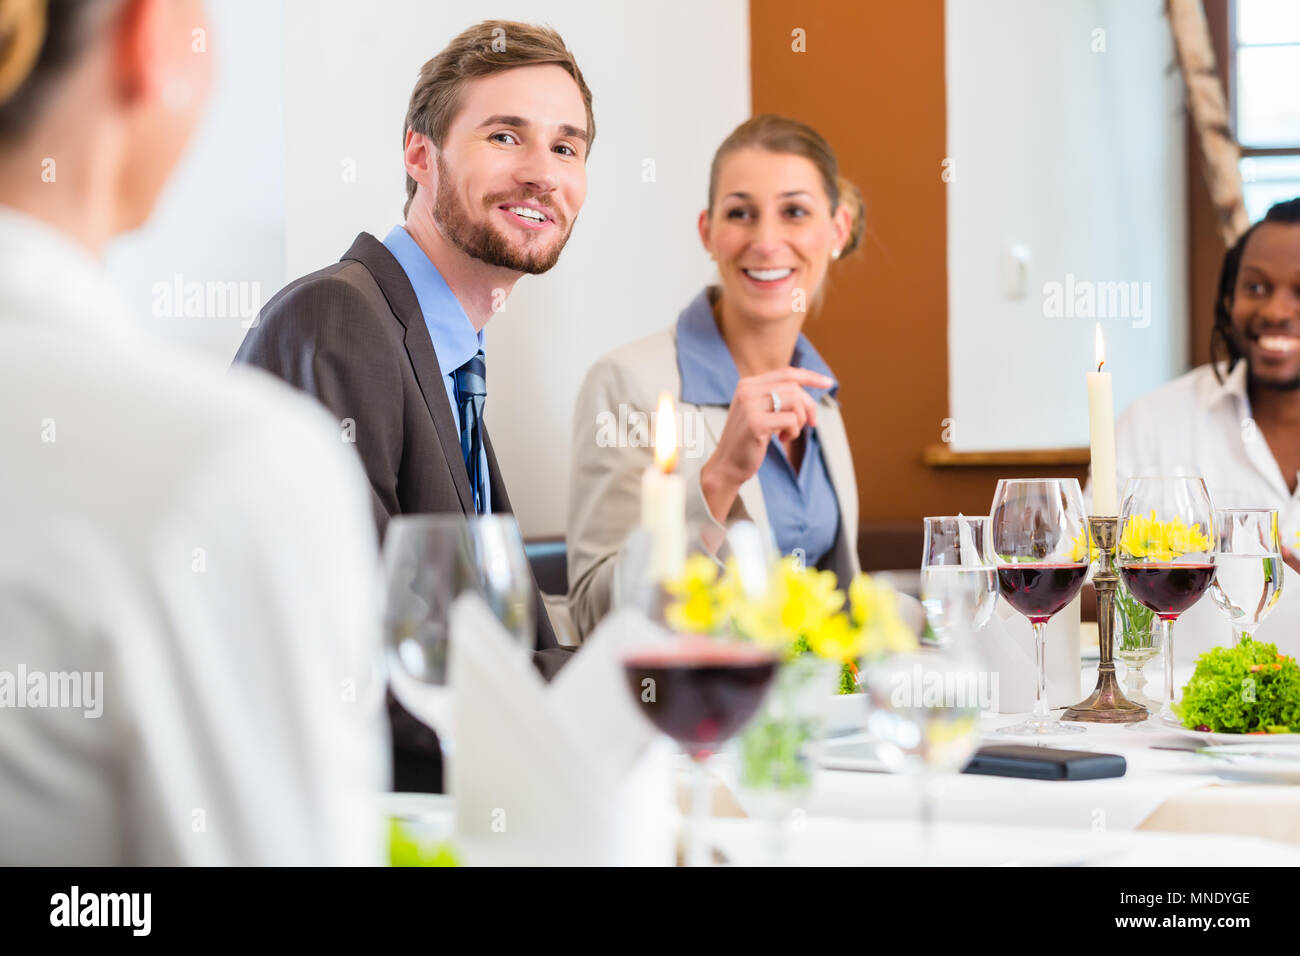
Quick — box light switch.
[1002,243,1031,300]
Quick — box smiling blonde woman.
[567,114,881,640]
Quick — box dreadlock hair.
[1212,197,1300,382]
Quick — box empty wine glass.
[988,478,1090,736]
[381,514,534,785]
[861,631,985,861]
[920,515,998,643]
[1209,508,1284,647]
[1117,476,1216,724]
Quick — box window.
[1232,0,1300,219]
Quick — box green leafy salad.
[389,819,459,867]
[1174,637,1300,734]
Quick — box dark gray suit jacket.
[233,232,569,791]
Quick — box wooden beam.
[1168,0,1250,246]
[922,445,1092,467]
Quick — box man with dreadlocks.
[1102,197,1300,660]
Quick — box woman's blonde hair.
[0,0,46,104]
[706,113,865,258]
[0,0,113,142]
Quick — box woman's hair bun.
[0,0,47,107]
[835,174,865,259]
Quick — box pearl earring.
[831,248,841,261]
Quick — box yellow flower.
[1163,517,1211,556]
[847,573,919,659]
[777,560,844,633]
[726,557,840,655]
[806,611,865,661]
[1119,510,1210,563]
[1067,527,1098,563]
[663,555,917,665]
[663,553,725,634]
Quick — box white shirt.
[1112,361,1300,660]
[0,209,387,864]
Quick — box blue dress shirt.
[383,225,491,512]
[675,288,841,566]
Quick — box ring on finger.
[770,390,782,413]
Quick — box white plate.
[820,737,892,773]
[1166,725,1300,747]
[1189,745,1300,782]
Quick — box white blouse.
[0,209,386,864]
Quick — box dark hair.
[0,0,113,144]
[1212,197,1300,382]
[402,20,594,217]
[707,113,865,259]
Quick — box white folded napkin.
[973,595,1083,712]
[449,594,674,866]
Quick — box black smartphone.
[962,745,1126,780]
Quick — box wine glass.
[612,519,737,624]
[1208,508,1283,647]
[1116,476,1216,724]
[621,520,780,867]
[861,631,985,861]
[381,514,534,785]
[920,515,999,643]
[623,636,778,867]
[988,478,1090,736]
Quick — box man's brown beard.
[432,154,571,275]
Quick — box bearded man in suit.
[235,20,593,791]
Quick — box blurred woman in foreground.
[0,0,383,864]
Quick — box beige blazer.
[566,324,861,641]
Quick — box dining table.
[383,638,1300,866]
[705,657,1300,864]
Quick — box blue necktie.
[453,349,487,514]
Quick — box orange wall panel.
[748,0,1087,531]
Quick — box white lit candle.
[1086,323,1118,516]
[641,392,686,581]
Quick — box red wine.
[1120,563,1216,620]
[996,563,1090,624]
[623,642,778,759]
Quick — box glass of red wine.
[988,478,1091,736]
[1117,476,1216,725]
[623,635,779,866]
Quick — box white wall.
[108,0,749,537]
[945,0,1187,452]
[105,0,284,364]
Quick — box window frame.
[1230,2,1300,161]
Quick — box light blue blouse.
[675,289,842,566]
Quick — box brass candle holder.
[1062,515,1148,723]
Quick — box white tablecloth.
[386,793,1300,866]
[788,661,1300,842]
[708,818,1300,866]
[805,718,1228,832]
[385,662,1300,864]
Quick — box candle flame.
[654,392,678,473]
[1094,323,1105,373]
